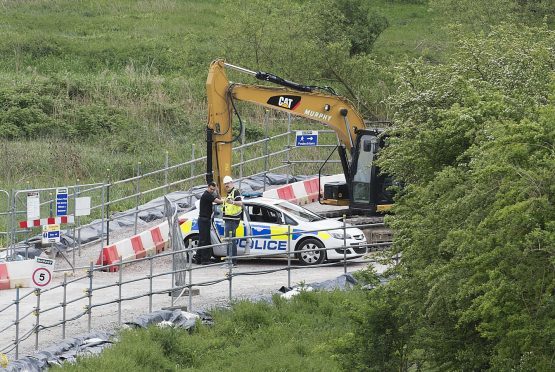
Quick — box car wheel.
[184,234,199,262]
[296,238,325,265]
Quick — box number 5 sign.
[32,257,55,288]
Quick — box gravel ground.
[0,216,385,363]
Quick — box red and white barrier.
[0,260,37,290]
[0,262,9,289]
[19,215,74,229]
[96,221,170,272]
[263,174,345,205]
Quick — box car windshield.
[275,201,324,222]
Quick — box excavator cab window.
[363,140,372,152]
[377,173,394,204]
[352,134,376,204]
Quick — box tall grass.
[372,1,449,63]
[0,0,223,75]
[54,289,367,371]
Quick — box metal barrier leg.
[343,215,347,274]
[15,288,20,359]
[34,289,41,350]
[134,163,141,236]
[72,230,76,274]
[165,151,169,195]
[87,261,93,333]
[188,248,193,312]
[118,258,123,325]
[149,256,153,313]
[191,144,195,180]
[62,273,67,339]
[228,259,233,303]
[100,185,106,260]
[287,225,291,288]
[171,249,175,307]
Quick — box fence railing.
[0,190,9,243]
[0,215,392,360]
[1,115,344,263]
[0,114,370,363]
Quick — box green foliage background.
[1,0,554,370]
[362,22,555,372]
[0,0,444,187]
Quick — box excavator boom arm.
[206,59,366,194]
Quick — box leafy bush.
[318,0,389,56]
[349,24,555,370]
[69,105,127,137]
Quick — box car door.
[210,203,251,257]
[236,205,252,256]
[245,204,288,257]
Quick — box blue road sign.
[42,224,61,244]
[56,187,68,217]
[47,231,60,239]
[295,131,318,147]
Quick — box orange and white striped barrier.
[263,174,345,205]
[96,221,170,272]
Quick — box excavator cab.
[349,129,393,214]
[319,129,393,214]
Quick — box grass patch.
[54,289,366,371]
[0,0,223,75]
[0,0,443,192]
[373,1,450,63]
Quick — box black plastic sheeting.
[226,273,361,305]
[308,272,358,290]
[4,173,315,260]
[124,309,213,330]
[1,332,113,372]
[1,310,212,372]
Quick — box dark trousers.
[224,218,240,264]
[197,217,212,263]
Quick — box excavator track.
[315,208,392,252]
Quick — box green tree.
[344,24,555,370]
[310,0,389,57]
[335,283,417,371]
[217,0,389,118]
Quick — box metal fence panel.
[0,118,384,363]
[0,190,10,253]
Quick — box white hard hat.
[223,176,233,184]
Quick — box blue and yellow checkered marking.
[214,221,246,237]
[180,219,195,234]
[180,218,330,241]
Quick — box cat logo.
[278,96,293,108]
[267,95,301,110]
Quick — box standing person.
[222,176,243,266]
[197,182,222,265]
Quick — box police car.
[179,197,367,265]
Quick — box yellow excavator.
[205,59,393,215]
